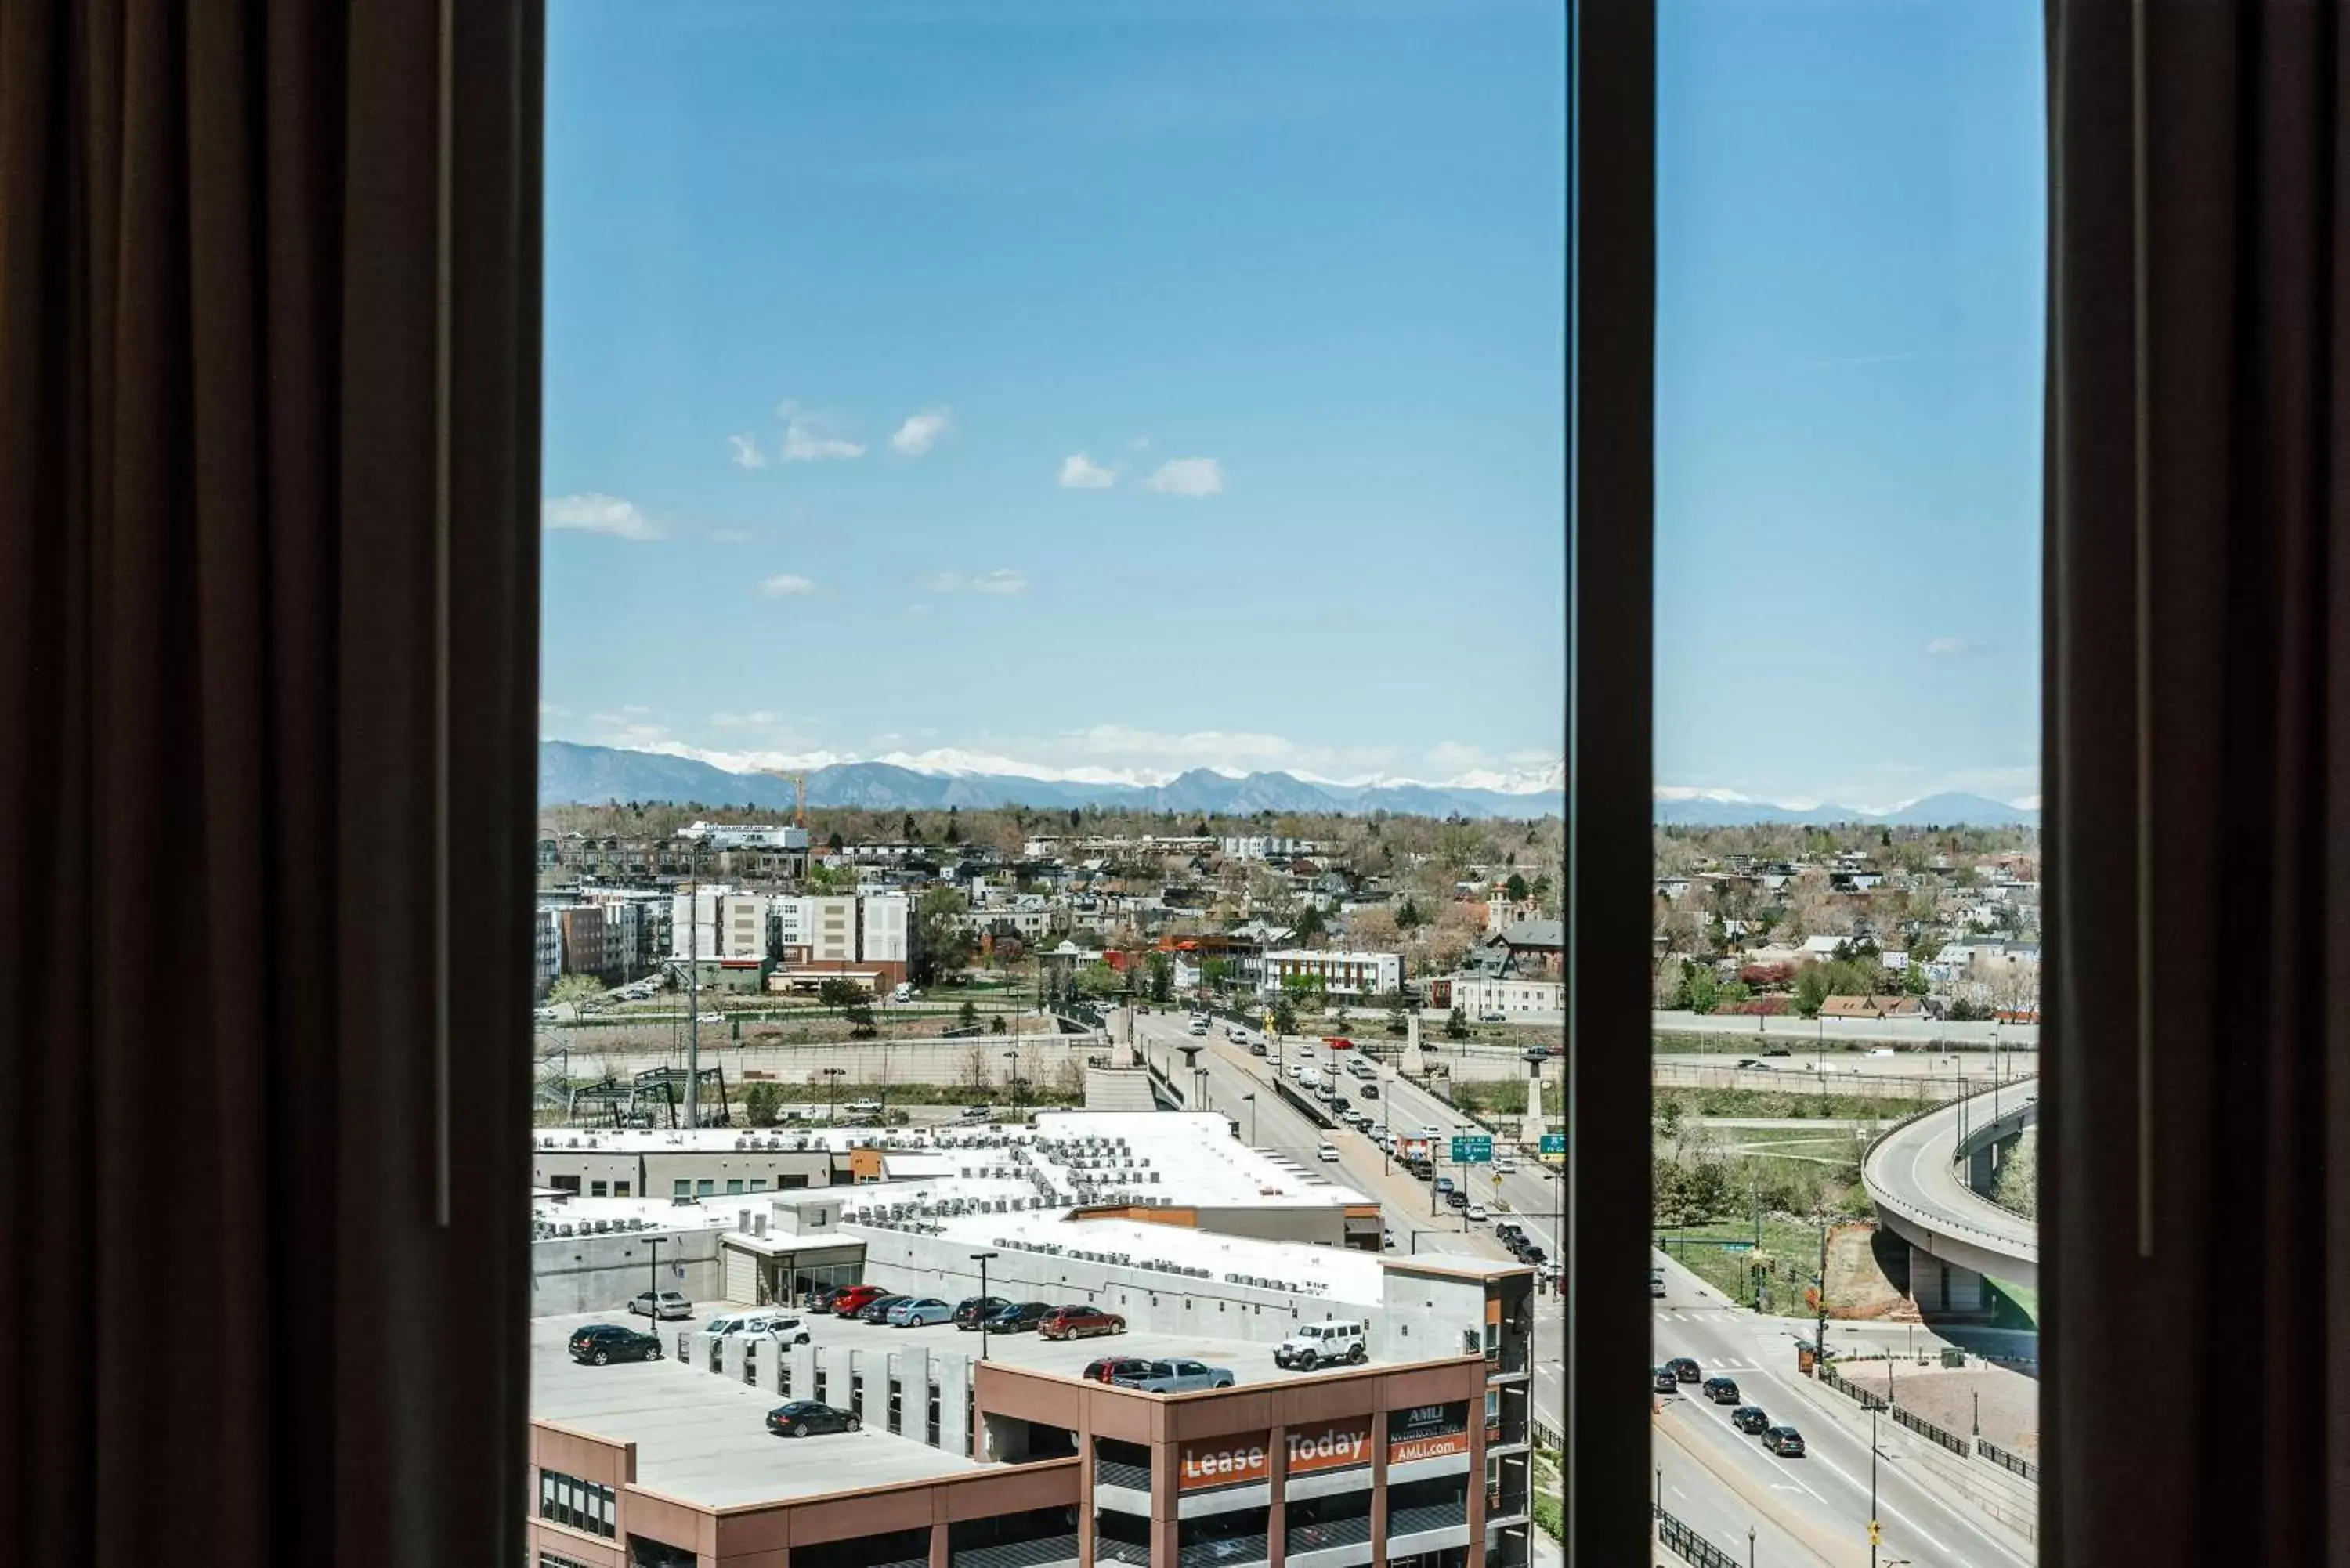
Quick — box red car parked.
[1038,1305,1127,1341]
[825,1284,888,1318]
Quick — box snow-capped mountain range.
[537,741,2035,826]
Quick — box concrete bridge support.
[1909,1244,1989,1317]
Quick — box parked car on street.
[1039,1305,1126,1340]
[982,1301,1056,1334]
[767,1400,859,1438]
[952,1295,1010,1329]
[1701,1376,1742,1405]
[1113,1358,1237,1393]
[1665,1357,1701,1383]
[628,1290,692,1321]
[1763,1425,1806,1458]
[886,1297,956,1328]
[569,1324,663,1365]
[1730,1405,1773,1435]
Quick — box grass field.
[1656,1215,1828,1316]
[1657,1086,1929,1122]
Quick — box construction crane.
[764,769,807,828]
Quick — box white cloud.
[916,568,1029,596]
[542,493,664,540]
[728,433,767,469]
[1925,636,1970,656]
[1058,453,1117,489]
[707,528,754,545]
[1127,435,1153,452]
[757,573,818,597]
[891,409,951,456]
[710,710,783,729]
[2010,794,2043,811]
[1142,457,1224,497]
[777,402,865,462]
[539,700,570,717]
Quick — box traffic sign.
[1538,1133,1566,1155]
[1449,1133,1493,1165]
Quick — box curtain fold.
[0,3,541,1564]
[2046,0,2350,1559]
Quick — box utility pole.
[972,1251,998,1360]
[685,848,701,1131]
[1813,1211,1830,1373]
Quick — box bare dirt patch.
[1838,1360,2040,1458]
[1824,1221,1911,1319]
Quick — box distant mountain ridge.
[538,741,2037,826]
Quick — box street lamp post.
[1870,1406,1884,1568]
[971,1251,998,1360]
[1748,1527,1755,1568]
[822,1065,845,1123]
[1003,1050,1020,1119]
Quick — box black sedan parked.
[768,1400,861,1438]
[983,1301,1056,1334]
[1762,1425,1806,1458]
[1701,1376,1742,1405]
[953,1295,1011,1330]
[568,1324,663,1366]
[1665,1357,1701,1383]
[1730,1406,1772,1436]
[856,1294,911,1324]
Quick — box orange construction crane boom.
[765,769,807,828]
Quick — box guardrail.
[1817,1360,1886,1411]
[1654,1505,1740,1568]
[1977,1436,2041,1483]
[1888,1400,1972,1457]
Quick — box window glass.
[1653,3,2044,1563]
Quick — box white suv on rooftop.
[1275,1319,1368,1370]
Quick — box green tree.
[1272,995,1300,1036]
[1396,897,1425,930]
[743,1082,783,1126]
[1295,903,1329,940]
[1991,1129,2037,1219]
[826,830,845,851]
[1146,952,1175,1003]
[1901,960,1931,997]
[1202,957,1233,992]
[816,977,867,1010]
[1384,1000,1409,1036]
[1074,961,1123,999]
[844,1003,877,1038]
[958,999,981,1029]
[1685,963,1719,1016]
[989,1014,1008,1035]
[1791,964,1831,1019]
[1444,1006,1470,1040]
[913,887,974,987]
[548,973,604,1006]
[1504,873,1530,901]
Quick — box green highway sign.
[1538,1133,1566,1155]
[1450,1133,1494,1165]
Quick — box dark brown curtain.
[2046,0,2350,1560]
[0,4,541,1565]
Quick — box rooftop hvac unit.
[557,1223,573,1237]
[566,1137,580,1149]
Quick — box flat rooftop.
[531,1311,988,1506]
[893,1212,1393,1310]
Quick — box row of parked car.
[812,1284,1130,1340]
[1651,1357,1806,1458]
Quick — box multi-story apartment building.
[556,903,613,978]
[861,889,913,964]
[667,887,724,963]
[1262,948,1404,999]
[533,906,564,999]
[775,894,858,963]
[719,891,769,961]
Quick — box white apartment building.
[859,890,912,964]
[677,821,810,851]
[1261,947,1403,999]
[668,887,725,963]
[719,892,769,961]
[1441,972,1564,1016]
[1220,835,1325,862]
[533,907,564,999]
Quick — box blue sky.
[541,0,2041,807]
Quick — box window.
[590,1180,607,1198]
[1650,1,2044,1559]
[548,1175,581,1195]
[695,1179,714,1197]
[671,1179,690,1200]
[725,1179,743,1195]
[614,1180,631,1198]
[537,1469,616,1539]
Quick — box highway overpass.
[1863,1078,2040,1311]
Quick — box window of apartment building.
[614,1180,631,1198]
[589,1180,607,1197]
[725,1178,743,1195]
[695,1179,714,1198]
[548,1175,581,1195]
[671,1179,691,1200]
